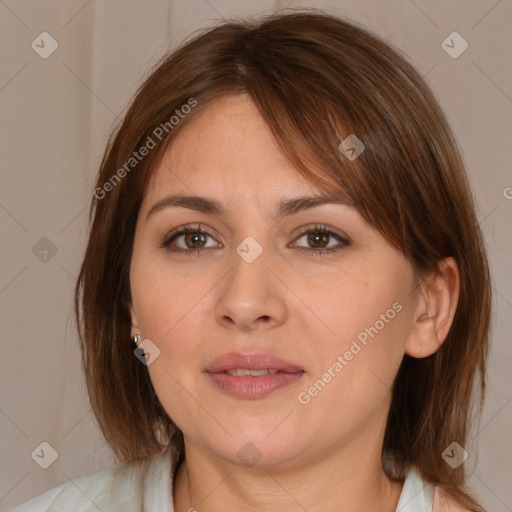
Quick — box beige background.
[0,0,511,510]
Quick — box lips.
[204,352,304,374]
[205,352,305,399]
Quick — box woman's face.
[129,93,420,468]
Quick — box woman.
[12,10,491,512]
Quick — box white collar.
[396,467,435,511]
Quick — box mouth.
[205,352,305,399]
[224,368,281,376]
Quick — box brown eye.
[293,225,350,255]
[161,225,221,253]
[182,232,208,249]
[306,231,331,249]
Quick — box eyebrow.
[145,193,353,222]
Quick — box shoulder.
[8,464,142,512]
[8,449,171,512]
[432,486,472,512]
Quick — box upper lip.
[205,352,304,373]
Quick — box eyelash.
[160,223,350,257]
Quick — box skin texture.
[129,94,459,512]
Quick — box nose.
[214,242,288,332]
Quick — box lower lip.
[206,371,305,399]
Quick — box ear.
[128,301,140,339]
[405,257,460,358]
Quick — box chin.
[210,435,304,468]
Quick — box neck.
[172,439,404,512]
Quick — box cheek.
[303,266,411,397]
[130,256,219,401]
[130,253,209,340]
[297,302,409,436]
[130,258,214,431]
[301,266,407,347]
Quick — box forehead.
[143,94,323,205]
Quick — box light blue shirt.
[9,448,434,511]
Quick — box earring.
[133,334,141,345]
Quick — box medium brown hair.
[75,9,491,511]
